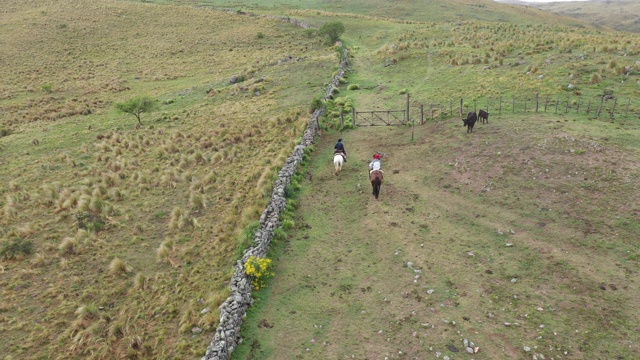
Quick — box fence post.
[499,96,502,114]
[406,93,410,124]
[450,101,453,117]
[576,100,580,114]
[352,107,356,126]
[611,97,618,118]
[535,93,539,112]
[545,96,549,112]
[421,104,424,125]
[460,98,463,117]
[625,98,631,117]
[524,97,527,113]
[512,96,515,114]
[565,97,569,113]
[555,94,559,113]
[474,99,477,113]
[597,96,604,117]
[340,112,344,128]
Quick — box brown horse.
[370,170,383,199]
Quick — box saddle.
[334,150,346,161]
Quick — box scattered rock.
[192,327,203,334]
[447,345,459,352]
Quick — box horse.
[370,170,383,199]
[333,153,344,176]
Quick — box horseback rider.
[334,138,346,162]
[369,152,382,179]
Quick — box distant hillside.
[194,0,587,27]
[534,0,640,33]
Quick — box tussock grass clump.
[31,252,46,267]
[591,73,603,84]
[133,272,148,290]
[169,206,197,230]
[58,237,78,255]
[59,257,70,270]
[109,258,132,276]
[189,192,207,210]
[156,244,172,264]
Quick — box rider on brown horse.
[369,152,382,180]
[334,138,347,162]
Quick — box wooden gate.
[354,110,407,126]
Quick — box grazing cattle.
[462,111,477,133]
[478,109,489,124]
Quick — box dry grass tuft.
[189,192,207,210]
[59,237,78,255]
[109,258,132,276]
[31,253,46,267]
[133,272,148,290]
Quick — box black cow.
[462,111,477,133]
[478,109,489,124]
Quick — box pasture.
[0,0,334,359]
[235,112,640,359]
[2,0,640,359]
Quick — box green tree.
[318,22,345,45]
[114,96,158,125]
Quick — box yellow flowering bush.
[244,256,274,290]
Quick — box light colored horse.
[333,153,344,176]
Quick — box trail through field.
[233,116,640,360]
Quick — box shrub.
[319,21,345,45]
[75,212,105,232]
[244,256,274,290]
[0,238,34,259]
[591,73,603,84]
[310,98,323,113]
[256,32,264,39]
[347,84,360,90]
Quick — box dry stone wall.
[202,46,350,360]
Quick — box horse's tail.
[372,175,382,199]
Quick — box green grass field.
[2,0,640,359]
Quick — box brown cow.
[478,109,489,124]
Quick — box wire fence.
[413,94,640,123]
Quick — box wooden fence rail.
[411,95,639,122]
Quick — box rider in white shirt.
[369,153,382,178]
